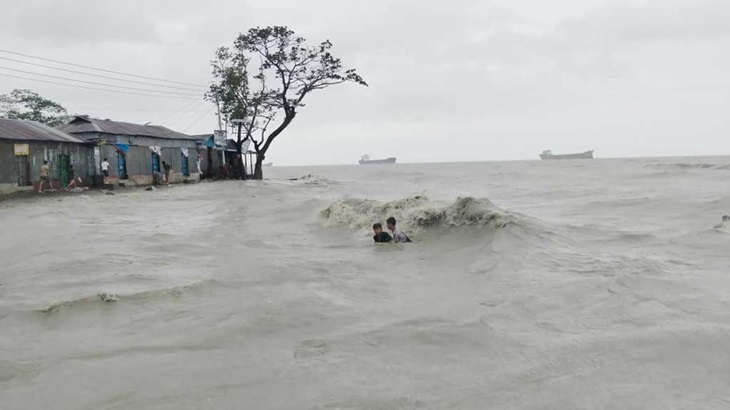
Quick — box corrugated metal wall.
[96,142,196,180]
[100,145,119,177]
[126,146,154,176]
[0,140,96,186]
[0,141,15,184]
[64,131,205,183]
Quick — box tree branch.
[212,26,367,178]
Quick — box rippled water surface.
[1,157,729,409]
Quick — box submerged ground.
[1,157,729,409]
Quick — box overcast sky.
[1,0,729,165]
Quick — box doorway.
[59,154,70,187]
[152,152,161,173]
[181,152,190,177]
[117,152,128,180]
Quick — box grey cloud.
[1,2,158,44]
[1,0,729,163]
[235,0,730,136]
[557,0,730,46]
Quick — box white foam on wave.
[321,196,514,233]
[296,174,339,185]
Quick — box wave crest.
[321,196,514,232]
[645,162,730,171]
[296,174,338,185]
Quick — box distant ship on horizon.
[540,150,594,160]
[359,154,397,165]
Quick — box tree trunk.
[206,147,212,178]
[236,122,243,156]
[253,154,264,180]
[235,123,245,180]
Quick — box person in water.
[373,223,393,243]
[387,217,412,243]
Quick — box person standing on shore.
[38,160,50,193]
[66,164,82,190]
[101,158,110,184]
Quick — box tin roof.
[191,134,213,140]
[0,118,86,143]
[58,116,197,140]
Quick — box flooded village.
[3,1,730,407]
[0,116,251,198]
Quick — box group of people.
[373,217,412,243]
[37,160,84,193]
[37,156,178,193]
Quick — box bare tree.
[207,26,367,179]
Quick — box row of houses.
[0,116,232,196]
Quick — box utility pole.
[231,119,245,180]
[214,95,226,170]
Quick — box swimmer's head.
[373,223,383,234]
[386,217,397,231]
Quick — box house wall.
[127,145,154,176]
[0,141,17,193]
[99,144,118,176]
[76,132,199,187]
[0,141,14,182]
[198,147,225,176]
[195,137,225,177]
[199,150,212,175]
[0,140,96,195]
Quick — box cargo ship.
[359,155,397,165]
[539,150,594,160]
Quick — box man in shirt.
[38,160,50,193]
[101,158,110,183]
[387,217,412,243]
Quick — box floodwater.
[1,157,729,409]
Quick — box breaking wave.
[585,197,654,208]
[292,174,340,186]
[34,279,221,316]
[713,215,730,231]
[321,196,517,233]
